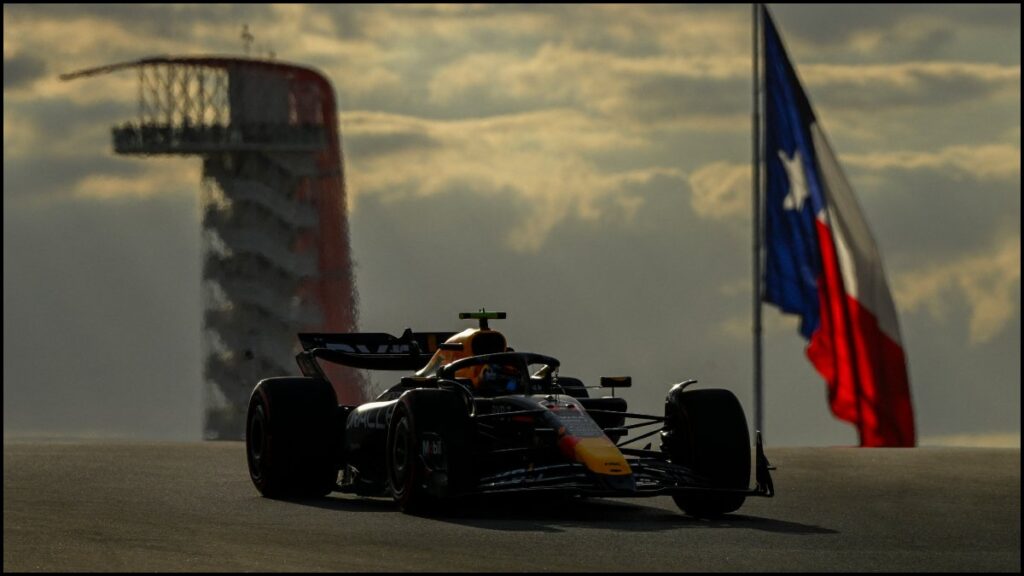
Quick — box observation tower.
[62,55,365,439]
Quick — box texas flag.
[761,8,915,446]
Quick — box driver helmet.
[477,362,523,396]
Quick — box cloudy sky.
[4,4,1019,447]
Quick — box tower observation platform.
[62,56,365,439]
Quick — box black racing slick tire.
[246,377,340,499]
[663,387,751,517]
[386,389,472,514]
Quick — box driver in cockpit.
[478,362,524,396]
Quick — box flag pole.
[752,3,764,437]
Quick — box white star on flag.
[779,149,809,211]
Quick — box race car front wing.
[473,431,775,499]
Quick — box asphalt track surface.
[3,441,1019,572]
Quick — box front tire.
[662,388,750,517]
[246,377,340,499]
[386,389,472,514]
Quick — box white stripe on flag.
[811,123,903,344]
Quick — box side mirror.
[600,376,632,388]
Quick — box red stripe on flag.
[806,220,916,446]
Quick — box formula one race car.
[245,310,774,516]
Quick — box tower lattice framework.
[62,57,365,439]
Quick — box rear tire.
[246,377,340,499]
[662,388,750,517]
[387,389,472,514]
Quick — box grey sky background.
[4,4,1020,446]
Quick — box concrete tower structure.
[62,56,365,439]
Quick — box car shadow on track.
[278,493,397,513]
[289,492,834,535]
[431,495,836,535]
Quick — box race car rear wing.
[295,329,456,376]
